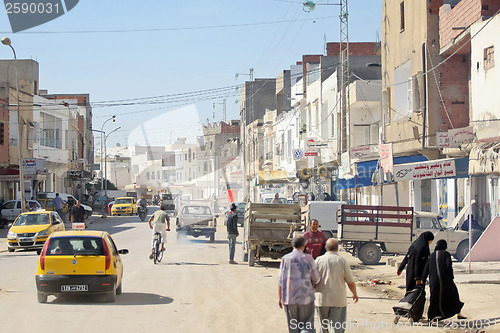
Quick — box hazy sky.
[0,0,382,149]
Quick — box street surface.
[1,207,500,333]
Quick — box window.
[400,1,405,32]
[0,122,4,145]
[484,46,495,70]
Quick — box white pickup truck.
[176,204,217,243]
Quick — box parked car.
[92,196,110,213]
[7,211,65,253]
[110,197,137,216]
[36,193,93,218]
[1,200,43,221]
[35,230,128,303]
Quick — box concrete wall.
[471,13,500,140]
[382,0,443,153]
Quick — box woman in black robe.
[422,239,465,321]
[397,231,434,291]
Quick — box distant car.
[35,230,128,303]
[1,199,43,221]
[262,197,288,204]
[110,197,137,216]
[7,211,65,253]
[176,205,217,242]
[224,202,247,227]
[92,196,110,213]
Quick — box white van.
[301,201,346,238]
[36,193,93,217]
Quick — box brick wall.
[326,42,379,56]
[440,0,500,48]
[438,54,470,130]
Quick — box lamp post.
[99,115,116,193]
[2,37,25,212]
[104,126,121,197]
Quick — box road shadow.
[251,260,281,269]
[163,262,219,267]
[48,292,174,305]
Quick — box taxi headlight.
[7,231,16,239]
[37,229,49,237]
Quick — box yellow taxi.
[7,211,65,253]
[110,197,137,216]
[35,230,128,303]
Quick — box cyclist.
[139,196,148,214]
[148,205,170,260]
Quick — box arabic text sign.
[437,126,474,148]
[393,159,456,181]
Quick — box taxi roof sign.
[72,222,85,230]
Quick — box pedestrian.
[70,200,87,228]
[422,239,465,321]
[278,235,321,333]
[315,238,358,333]
[226,203,239,264]
[303,219,328,259]
[53,193,64,219]
[397,231,434,292]
[271,193,280,204]
[148,205,170,260]
[67,196,75,212]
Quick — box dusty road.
[1,209,499,333]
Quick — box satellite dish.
[303,1,316,12]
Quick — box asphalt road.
[2,208,500,333]
[0,208,285,333]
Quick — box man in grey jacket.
[226,203,239,264]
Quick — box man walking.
[148,205,170,260]
[226,203,239,264]
[315,238,358,333]
[279,235,321,333]
[303,219,328,259]
[53,193,64,220]
[70,200,87,228]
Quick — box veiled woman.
[397,231,434,291]
[422,239,465,321]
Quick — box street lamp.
[100,115,116,193]
[2,37,25,212]
[104,126,121,197]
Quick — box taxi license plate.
[19,237,34,242]
[61,285,88,292]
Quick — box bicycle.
[152,232,164,264]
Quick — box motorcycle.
[138,206,147,222]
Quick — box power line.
[4,16,336,34]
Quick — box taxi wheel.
[105,288,116,303]
[37,292,47,303]
[8,248,14,252]
[116,283,122,295]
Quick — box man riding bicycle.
[148,205,170,260]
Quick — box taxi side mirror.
[118,249,129,255]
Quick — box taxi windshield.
[46,237,104,256]
[14,214,50,226]
[115,198,132,204]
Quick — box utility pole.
[339,0,350,162]
[239,68,254,202]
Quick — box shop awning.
[257,170,288,183]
